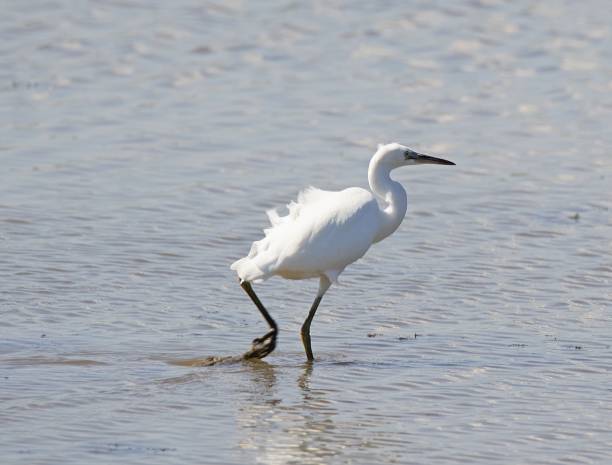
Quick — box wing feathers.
[232,186,379,282]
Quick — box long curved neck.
[368,151,408,243]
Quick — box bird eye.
[404,150,416,159]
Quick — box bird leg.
[300,276,331,362]
[300,296,322,362]
[240,280,278,360]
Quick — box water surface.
[2,1,612,464]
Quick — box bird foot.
[243,329,277,360]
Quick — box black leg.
[300,276,332,362]
[300,295,323,362]
[240,281,278,359]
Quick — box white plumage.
[232,143,455,361]
[231,186,379,284]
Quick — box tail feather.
[231,186,328,282]
[230,256,266,283]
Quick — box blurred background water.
[1,1,611,464]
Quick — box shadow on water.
[3,356,107,366]
[157,356,276,386]
[168,331,277,367]
[167,353,247,367]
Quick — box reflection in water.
[237,361,340,465]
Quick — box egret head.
[377,142,455,167]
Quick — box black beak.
[415,153,455,165]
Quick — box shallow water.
[2,1,612,464]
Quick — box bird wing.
[270,187,381,279]
[232,186,382,282]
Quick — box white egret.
[231,143,454,361]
